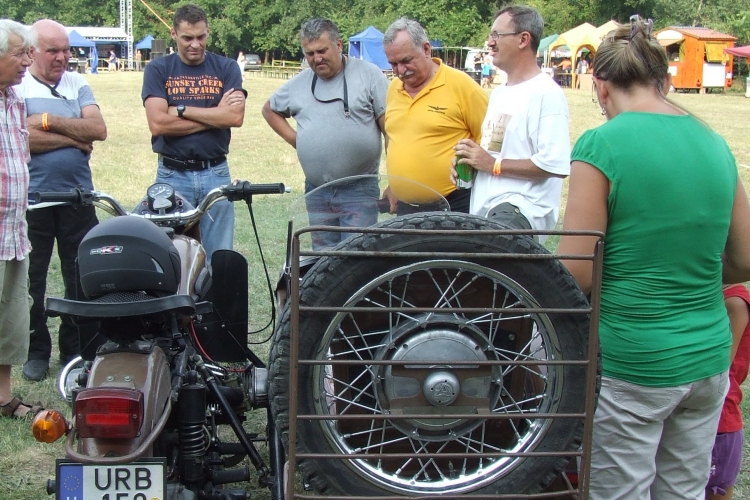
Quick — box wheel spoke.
[325,375,378,414]
[493,393,545,413]
[331,335,388,358]
[455,431,505,453]
[354,433,412,453]
[407,438,452,482]
[363,294,422,327]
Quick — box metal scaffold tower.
[120,0,134,69]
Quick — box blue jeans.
[156,159,234,260]
[304,177,379,250]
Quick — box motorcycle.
[31,180,288,500]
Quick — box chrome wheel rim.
[312,260,564,495]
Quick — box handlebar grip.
[224,182,287,201]
[32,189,88,204]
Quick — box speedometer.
[147,183,174,199]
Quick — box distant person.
[142,3,245,260]
[574,57,589,88]
[706,284,750,500]
[576,57,588,74]
[481,56,492,88]
[0,18,42,419]
[236,50,246,78]
[262,18,388,249]
[382,18,487,213]
[19,19,107,382]
[557,16,750,499]
[108,49,118,71]
[452,5,570,238]
[89,47,98,74]
[135,49,142,71]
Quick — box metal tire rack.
[284,223,604,500]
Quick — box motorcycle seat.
[46,292,208,319]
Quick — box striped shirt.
[0,86,31,260]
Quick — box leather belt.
[160,154,226,171]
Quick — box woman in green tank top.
[557,16,750,500]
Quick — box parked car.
[244,53,262,71]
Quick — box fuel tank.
[171,234,211,299]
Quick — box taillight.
[75,388,143,439]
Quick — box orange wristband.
[42,113,49,131]
[492,159,502,176]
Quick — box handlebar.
[32,181,289,228]
[223,182,288,201]
[33,188,94,206]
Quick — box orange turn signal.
[32,409,69,443]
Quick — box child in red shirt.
[706,284,750,500]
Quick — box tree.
[3,0,749,61]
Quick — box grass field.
[2,71,750,499]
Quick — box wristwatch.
[176,104,186,118]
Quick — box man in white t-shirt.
[453,5,570,238]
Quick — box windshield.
[289,174,450,252]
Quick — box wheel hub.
[374,315,502,441]
[424,371,460,406]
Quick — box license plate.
[56,458,166,500]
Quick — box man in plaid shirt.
[0,20,43,420]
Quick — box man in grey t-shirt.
[20,19,107,382]
[262,17,388,250]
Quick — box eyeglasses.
[489,31,521,41]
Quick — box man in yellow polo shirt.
[382,18,487,213]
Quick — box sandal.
[0,397,44,420]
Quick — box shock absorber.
[178,373,207,484]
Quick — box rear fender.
[73,348,172,460]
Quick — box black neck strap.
[311,55,349,118]
[31,73,67,100]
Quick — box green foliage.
[593,0,750,45]
[3,0,750,58]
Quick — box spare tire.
[269,213,594,496]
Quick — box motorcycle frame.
[284,224,604,500]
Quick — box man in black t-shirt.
[141,4,245,259]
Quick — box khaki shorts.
[590,373,728,499]
[0,258,30,365]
